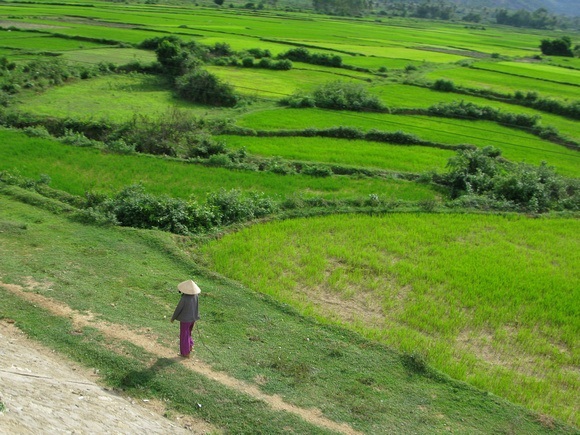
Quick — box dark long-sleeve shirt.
[171,294,200,323]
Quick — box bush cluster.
[144,36,239,107]
[0,58,93,103]
[175,69,238,107]
[282,81,387,112]
[88,184,278,234]
[278,47,342,67]
[440,146,579,212]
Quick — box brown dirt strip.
[0,281,362,435]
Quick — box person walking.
[171,279,201,358]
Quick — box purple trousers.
[179,321,195,356]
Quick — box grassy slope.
[1,189,576,434]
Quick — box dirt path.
[1,281,362,435]
[0,320,209,434]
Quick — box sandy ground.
[0,320,199,435]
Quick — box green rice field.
[16,74,198,120]
[471,61,580,86]
[2,2,580,431]
[427,66,580,101]
[200,213,580,426]
[219,135,453,173]
[371,84,580,141]
[237,108,580,177]
[0,129,436,201]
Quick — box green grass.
[219,135,453,173]
[2,3,580,432]
[237,108,580,177]
[207,65,368,97]
[1,191,577,434]
[199,212,580,428]
[16,74,200,121]
[0,129,436,201]
[0,33,107,51]
[61,47,157,65]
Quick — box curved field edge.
[2,191,574,433]
[199,212,580,427]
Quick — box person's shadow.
[119,357,179,389]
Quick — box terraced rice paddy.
[1,2,579,429]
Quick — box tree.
[540,36,574,57]
[214,0,224,5]
[155,40,199,76]
[312,0,370,16]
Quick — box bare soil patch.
[0,320,206,434]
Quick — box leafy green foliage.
[175,69,238,107]
[283,81,387,112]
[311,0,370,16]
[427,100,540,128]
[441,146,579,212]
[92,184,278,234]
[278,47,342,68]
[540,36,574,57]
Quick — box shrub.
[242,57,255,67]
[265,157,296,175]
[432,79,455,92]
[206,188,277,225]
[428,101,540,128]
[23,125,51,138]
[272,59,293,70]
[302,164,333,177]
[280,93,315,108]
[311,81,387,112]
[540,36,573,57]
[258,57,273,69]
[59,129,99,147]
[175,69,238,107]
[278,47,342,68]
[105,139,135,154]
[246,48,271,58]
[365,129,420,144]
[182,132,227,158]
[440,147,579,211]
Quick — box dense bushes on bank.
[282,80,387,112]
[277,47,342,68]
[438,146,579,212]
